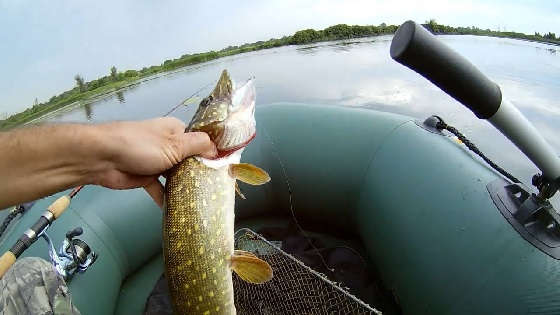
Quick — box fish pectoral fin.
[231,251,273,284]
[235,181,246,199]
[229,163,270,185]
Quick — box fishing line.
[262,128,334,272]
[163,82,214,117]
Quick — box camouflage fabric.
[0,257,80,315]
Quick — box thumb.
[179,132,217,159]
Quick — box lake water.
[47,35,560,207]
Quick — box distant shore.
[2,21,557,130]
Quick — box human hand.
[93,117,217,207]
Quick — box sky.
[1,0,559,115]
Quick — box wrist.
[75,123,119,185]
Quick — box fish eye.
[200,96,212,107]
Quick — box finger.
[179,132,217,159]
[143,178,164,209]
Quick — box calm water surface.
[47,35,560,206]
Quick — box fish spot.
[189,170,194,176]
[199,246,205,255]
[221,290,226,295]
[184,283,189,289]
[203,311,210,315]
[202,272,207,279]
[192,279,197,284]
[194,224,199,231]
[187,260,192,266]
[222,275,227,281]
[213,280,218,285]
[212,267,217,273]
[210,253,215,259]
[211,194,217,200]
[187,301,191,307]
[218,259,223,266]
[208,291,214,297]
[187,229,192,235]
[202,219,208,228]
[216,306,220,311]
[190,201,196,208]
[194,181,200,188]
[198,295,203,302]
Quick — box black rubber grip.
[390,21,502,119]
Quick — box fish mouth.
[212,78,256,158]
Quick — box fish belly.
[164,157,236,315]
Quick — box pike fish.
[164,70,272,315]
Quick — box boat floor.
[114,216,401,314]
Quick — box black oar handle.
[390,20,502,119]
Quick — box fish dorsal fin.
[235,181,246,199]
[229,163,270,185]
[231,250,273,284]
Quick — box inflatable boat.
[1,21,559,314]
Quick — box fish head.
[188,70,256,158]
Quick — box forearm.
[0,123,111,209]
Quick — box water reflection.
[83,103,93,120]
[116,91,126,103]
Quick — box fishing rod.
[0,185,84,278]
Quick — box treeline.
[425,19,558,44]
[291,23,398,44]
[2,21,558,129]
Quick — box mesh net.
[232,228,381,314]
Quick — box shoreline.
[2,22,558,129]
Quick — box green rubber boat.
[1,102,560,314]
[2,21,560,314]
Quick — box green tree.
[426,19,440,33]
[74,74,86,92]
[291,29,322,44]
[544,32,556,40]
[110,66,118,81]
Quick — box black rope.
[434,116,521,184]
[0,205,26,238]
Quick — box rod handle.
[390,20,502,119]
[47,195,71,219]
[0,251,16,278]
